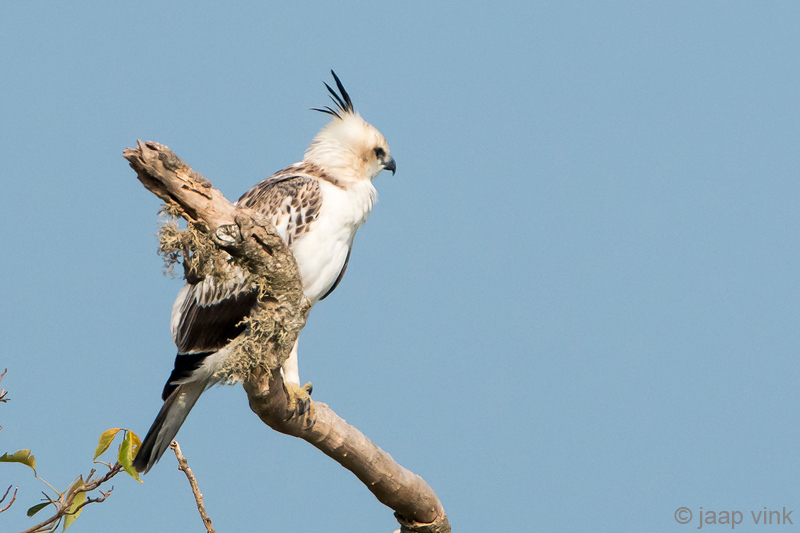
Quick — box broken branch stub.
[124,140,307,376]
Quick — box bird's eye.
[374,147,386,159]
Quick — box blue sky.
[2,2,799,532]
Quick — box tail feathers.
[133,380,207,474]
[162,352,213,401]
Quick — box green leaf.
[27,502,51,517]
[93,428,121,460]
[118,431,142,483]
[63,476,85,530]
[0,449,36,471]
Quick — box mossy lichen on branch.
[158,205,233,284]
[155,202,308,382]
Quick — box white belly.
[292,223,353,304]
[291,179,376,304]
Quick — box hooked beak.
[383,156,396,175]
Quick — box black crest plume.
[312,70,355,119]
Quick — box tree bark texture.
[123,141,450,532]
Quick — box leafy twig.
[20,463,123,533]
[1,400,141,531]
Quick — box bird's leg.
[282,340,301,386]
[281,339,315,426]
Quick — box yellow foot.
[284,381,315,428]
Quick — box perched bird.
[133,71,395,473]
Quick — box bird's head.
[304,71,396,183]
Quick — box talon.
[283,381,316,426]
[299,395,310,416]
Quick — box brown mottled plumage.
[238,168,323,246]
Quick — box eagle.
[133,71,395,473]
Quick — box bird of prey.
[133,71,395,473]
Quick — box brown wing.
[237,169,322,246]
[171,274,256,355]
[165,271,256,399]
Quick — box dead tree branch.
[1,368,9,403]
[0,369,7,436]
[124,141,449,532]
[170,442,216,533]
[0,485,18,514]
